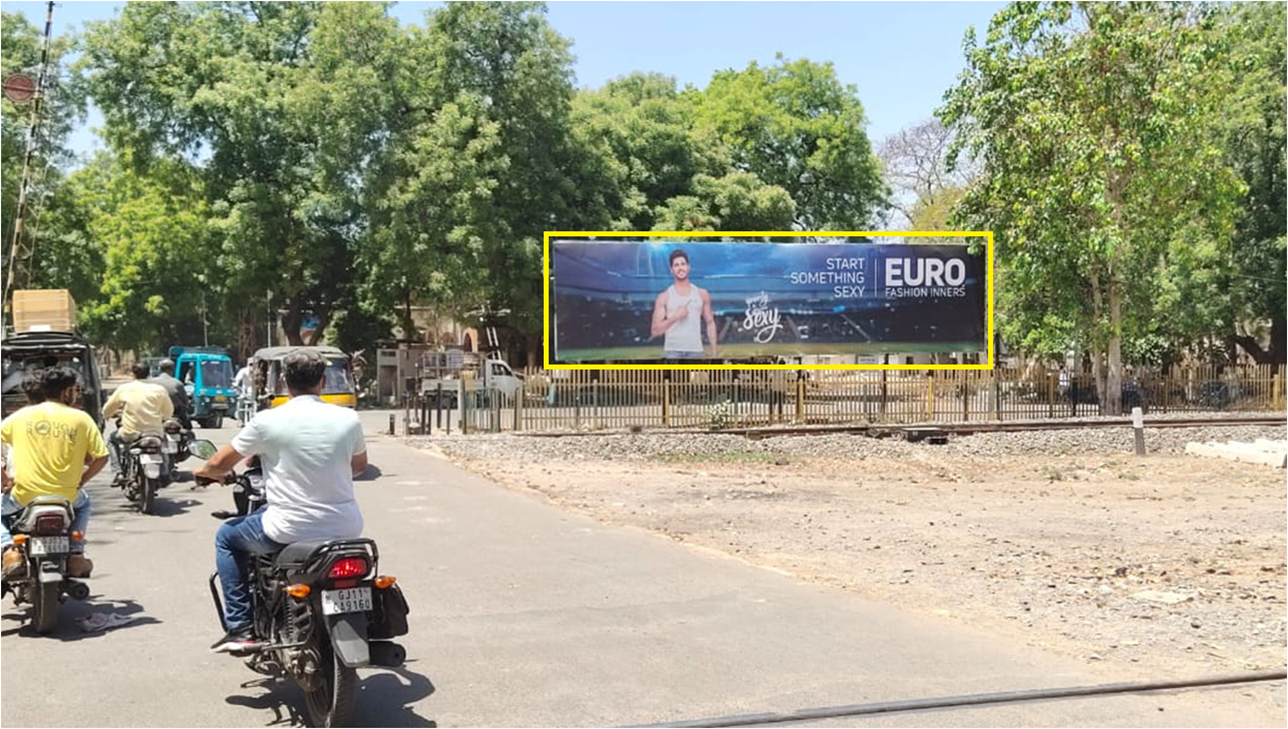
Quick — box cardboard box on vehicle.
[13,289,76,333]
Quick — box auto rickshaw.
[248,346,356,411]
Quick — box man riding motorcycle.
[1,368,109,579]
[149,359,192,430]
[102,362,173,486]
[195,348,368,653]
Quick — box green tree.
[691,55,887,230]
[1223,1,1286,365]
[652,172,795,232]
[413,1,581,363]
[81,1,402,346]
[360,96,504,338]
[571,72,704,231]
[57,153,213,352]
[940,2,1243,412]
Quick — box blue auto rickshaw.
[170,347,237,428]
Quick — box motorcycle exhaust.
[368,640,406,667]
[64,580,90,601]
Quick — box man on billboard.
[650,249,718,360]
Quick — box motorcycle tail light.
[327,557,369,579]
[34,514,67,536]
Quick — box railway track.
[733,416,1287,441]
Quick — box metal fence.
[402,365,1285,434]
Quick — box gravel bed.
[413,421,1286,463]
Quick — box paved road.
[2,412,1280,727]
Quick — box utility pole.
[2,1,56,334]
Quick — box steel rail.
[733,417,1287,440]
[635,669,1287,728]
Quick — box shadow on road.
[111,495,203,518]
[1,596,159,641]
[225,662,436,727]
[355,463,384,481]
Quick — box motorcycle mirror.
[189,439,219,460]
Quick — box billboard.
[548,236,988,365]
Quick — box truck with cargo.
[416,350,522,409]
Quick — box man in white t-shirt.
[195,348,368,653]
[650,248,718,360]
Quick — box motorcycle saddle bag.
[370,583,410,639]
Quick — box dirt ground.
[428,430,1288,690]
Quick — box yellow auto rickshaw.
[249,346,357,410]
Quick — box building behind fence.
[404,365,1286,434]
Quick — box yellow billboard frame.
[542,231,994,371]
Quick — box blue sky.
[5,0,1006,160]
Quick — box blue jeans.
[214,512,284,632]
[664,351,705,360]
[1,490,92,553]
[108,431,136,474]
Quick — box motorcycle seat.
[12,496,74,531]
[272,538,375,570]
[272,540,333,569]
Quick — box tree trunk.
[400,288,416,342]
[1105,283,1124,416]
[1089,268,1107,415]
[1233,315,1287,372]
[305,307,332,346]
[281,298,304,346]
[527,332,542,369]
[1091,343,1105,415]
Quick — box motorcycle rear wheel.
[303,642,357,728]
[33,579,60,634]
[140,477,156,515]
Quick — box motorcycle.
[1,496,92,633]
[119,432,169,515]
[191,441,409,727]
[162,416,194,481]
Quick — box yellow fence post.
[926,374,934,420]
[662,374,670,428]
[795,375,804,423]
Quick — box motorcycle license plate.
[321,587,372,616]
[30,536,69,555]
[164,441,179,453]
[140,453,164,464]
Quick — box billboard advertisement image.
[548,237,988,364]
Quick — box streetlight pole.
[266,290,273,348]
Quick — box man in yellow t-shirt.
[1,368,109,579]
